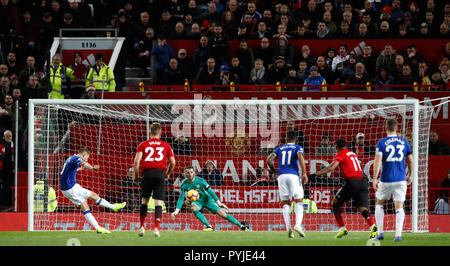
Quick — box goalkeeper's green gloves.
[308,173,316,180]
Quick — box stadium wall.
[1,213,449,232]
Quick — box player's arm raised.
[133,151,143,185]
[298,151,308,184]
[80,161,99,171]
[372,154,383,191]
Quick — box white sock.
[96,198,114,209]
[375,205,384,234]
[83,210,100,229]
[395,208,405,237]
[282,204,291,231]
[295,202,304,227]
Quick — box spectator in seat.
[18,56,37,89]
[249,59,269,85]
[303,66,327,91]
[209,25,229,66]
[251,167,276,186]
[81,84,100,100]
[316,56,334,84]
[170,22,187,40]
[193,35,211,74]
[434,169,450,214]
[315,133,335,156]
[335,20,352,38]
[417,22,431,38]
[252,20,271,39]
[0,76,12,100]
[358,45,377,79]
[297,44,316,70]
[195,57,219,85]
[272,35,295,67]
[135,27,155,78]
[296,60,309,82]
[268,56,289,84]
[198,159,223,186]
[67,52,89,99]
[322,11,338,35]
[374,67,395,91]
[429,129,450,155]
[21,74,47,104]
[177,48,195,82]
[150,34,175,84]
[376,21,394,38]
[120,167,140,212]
[395,64,418,88]
[215,64,238,87]
[0,130,14,209]
[158,10,176,37]
[315,21,333,39]
[349,132,374,156]
[253,37,273,69]
[439,23,449,38]
[233,39,254,74]
[404,44,424,73]
[331,44,350,72]
[282,67,303,88]
[273,23,292,39]
[229,56,248,85]
[186,22,202,39]
[376,43,397,76]
[347,62,371,88]
[324,48,336,69]
[171,133,192,155]
[429,68,447,91]
[163,58,185,85]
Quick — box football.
[186,189,200,202]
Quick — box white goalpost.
[27,99,433,232]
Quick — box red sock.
[366,215,375,227]
[155,217,161,230]
[334,212,345,228]
[140,214,146,228]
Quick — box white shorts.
[376,181,407,202]
[278,174,304,201]
[62,184,92,205]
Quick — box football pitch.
[1,231,449,246]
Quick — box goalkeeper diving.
[171,166,249,231]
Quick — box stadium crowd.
[0,0,450,210]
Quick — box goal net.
[28,99,433,232]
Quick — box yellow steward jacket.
[86,63,116,92]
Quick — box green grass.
[0,231,449,246]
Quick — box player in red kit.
[309,139,377,239]
[133,122,176,237]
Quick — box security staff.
[86,53,116,92]
[49,53,74,99]
[33,180,57,212]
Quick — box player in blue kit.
[267,130,308,238]
[372,119,414,241]
[60,148,126,234]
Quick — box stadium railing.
[128,83,447,92]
